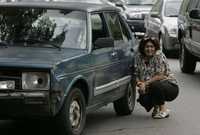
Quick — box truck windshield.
[126,0,156,5]
[0,8,87,49]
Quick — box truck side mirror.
[115,3,126,11]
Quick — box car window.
[187,0,199,11]
[91,13,109,44]
[150,0,162,14]
[126,0,156,5]
[164,1,182,17]
[119,16,131,42]
[197,1,200,9]
[0,8,87,49]
[56,0,103,4]
[179,0,190,15]
[104,12,123,41]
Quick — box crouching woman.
[135,36,179,119]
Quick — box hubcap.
[69,100,81,128]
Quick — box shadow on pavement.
[0,120,57,135]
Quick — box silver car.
[125,0,156,37]
[145,0,182,54]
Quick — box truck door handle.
[111,51,117,57]
[130,48,134,52]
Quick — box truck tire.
[159,34,168,55]
[179,37,196,73]
[55,87,86,135]
[113,82,136,116]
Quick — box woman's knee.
[166,85,179,101]
[148,81,162,91]
[149,81,179,102]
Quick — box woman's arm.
[145,74,167,86]
[145,52,168,85]
[136,80,146,94]
[137,74,167,91]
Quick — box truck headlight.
[22,72,50,90]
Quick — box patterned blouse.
[134,51,178,85]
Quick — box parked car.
[124,0,156,37]
[145,0,182,54]
[0,1,136,135]
[100,0,127,19]
[178,0,200,73]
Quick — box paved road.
[1,58,200,135]
[83,58,200,135]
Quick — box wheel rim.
[127,84,133,110]
[69,100,81,128]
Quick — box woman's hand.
[148,74,168,83]
[137,81,146,94]
[154,74,167,80]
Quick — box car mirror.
[150,12,160,18]
[94,37,114,49]
[115,3,126,11]
[189,9,200,19]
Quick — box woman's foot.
[151,106,159,117]
[152,109,170,119]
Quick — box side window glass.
[179,0,190,14]
[119,16,131,42]
[197,1,200,9]
[104,12,123,41]
[91,13,109,45]
[151,0,162,13]
[187,0,198,11]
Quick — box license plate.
[0,81,15,89]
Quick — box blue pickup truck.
[0,1,137,135]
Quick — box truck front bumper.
[0,91,53,119]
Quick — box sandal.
[153,109,170,119]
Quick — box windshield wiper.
[142,4,153,5]
[128,4,140,5]
[15,39,62,50]
[128,3,152,5]
[167,15,178,17]
[0,41,9,47]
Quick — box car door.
[90,12,120,96]
[189,0,200,56]
[147,0,163,38]
[118,14,135,78]
[104,12,133,90]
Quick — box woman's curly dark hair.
[139,36,160,56]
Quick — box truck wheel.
[159,34,168,55]
[55,87,86,135]
[179,37,196,73]
[113,82,136,116]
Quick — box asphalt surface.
[1,58,200,135]
[83,58,200,135]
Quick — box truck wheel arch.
[57,76,90,115]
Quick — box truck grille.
[0,70,21,90]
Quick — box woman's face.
[144,41,156,57]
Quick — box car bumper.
[0,91,52,119]
[127,19,146,34]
